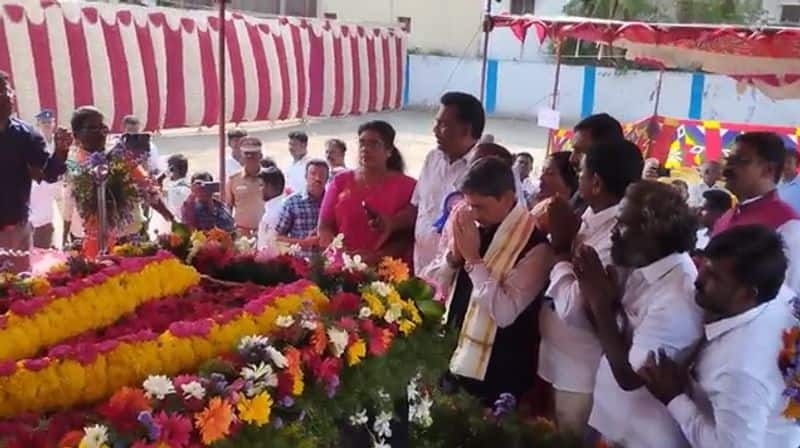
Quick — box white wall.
[406,54,800,126]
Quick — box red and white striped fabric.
[0,1,407,132]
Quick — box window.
[782,5,800,23]
[284,0,317,17]
[397,16,411,32]
[510,0,536,15]
[324,12,338,20]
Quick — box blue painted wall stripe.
[581,65,596,118]
[485,59,499,114]
[688,72,705,119]
[403,53,410,107]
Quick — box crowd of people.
[2,67,800,447]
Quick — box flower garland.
[780,297,800,421]
[0,253,200,363]
[0,282,326,418]
[45,274,425,447]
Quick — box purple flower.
[491,393,517,417]
[280,396,295,407]
[138,410,161,440]
[272,417,284,429]
[325,375,340,398]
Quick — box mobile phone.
[122,133,151,154]
[202,181,220,194]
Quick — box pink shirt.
[320,170,416,257]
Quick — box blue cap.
[35,109,54,121]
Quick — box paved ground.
[154,109,552,179]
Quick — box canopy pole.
[653,69,664,117]
[647,69,665,158]
[546,39,563,155]
[218,0,229,200]
[479,0,492,104]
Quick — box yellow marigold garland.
[0,285,327,418]
[0,257,200,362]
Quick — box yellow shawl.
[449,201,537,381]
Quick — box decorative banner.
[0,1,406,132]
[552,115,800,169]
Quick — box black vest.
[447,224,548,402]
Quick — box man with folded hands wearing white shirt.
[537,139,643,435]
[575,180,704,448]
[641,225,800,448]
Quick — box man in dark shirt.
[0,71,70,271]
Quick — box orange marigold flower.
[377,257,410,283]
[310,325,328,355]
[194,397,234,445]
[285,346,302,375]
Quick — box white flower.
[327,327,349,358]
[238,335,269,351]
[373,411,393,439]
[288,243,302,256]
[409,396,433,428]
[342,252,368,272]
[267,346,288,369]
[275,315,295,328]
[358,307,372,319]
[370,281,392,297]
[377,388,391,403]
[349,409,369,426]
[406,379,420,402]
[241,362,278,387]
[328,233,345,251]
[301,319,318,330]
[374,441,391,448]
[235,236,256,252]
[81,424,109,448]
[180,381,206,400]
[384,303,403,324]
[143,375,176,400]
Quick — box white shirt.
[589,252,704,448]
[695,228,711,251]
[225,154,242,180]
[538,204,619,393]
[257,195,284,250]
[667,293,800,448]
[411,147,475,275]
[286,155,310,195]
[688,181,722,208]
[29,180,58,228]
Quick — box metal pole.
[97,178,108,254]
[546,39,563,155]
[218,0,228,200]
[479,0,492,104]
[653,69,664,117]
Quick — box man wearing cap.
[226,137,265,235]
[29,109,60,248]
[121,115,162,174]
[779,145,800,215]
[0,72,70,271]
[225,128,247,179]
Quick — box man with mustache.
[275,159,329,258]
[641,225,800,448]
[713,132,800,293]
[0,72,70,271]
[575,180,703,447]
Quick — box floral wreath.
[780,297,800,422]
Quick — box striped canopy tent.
[0,0,407,132]
[488,14,800,100]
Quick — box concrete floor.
[154,109,552,179]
